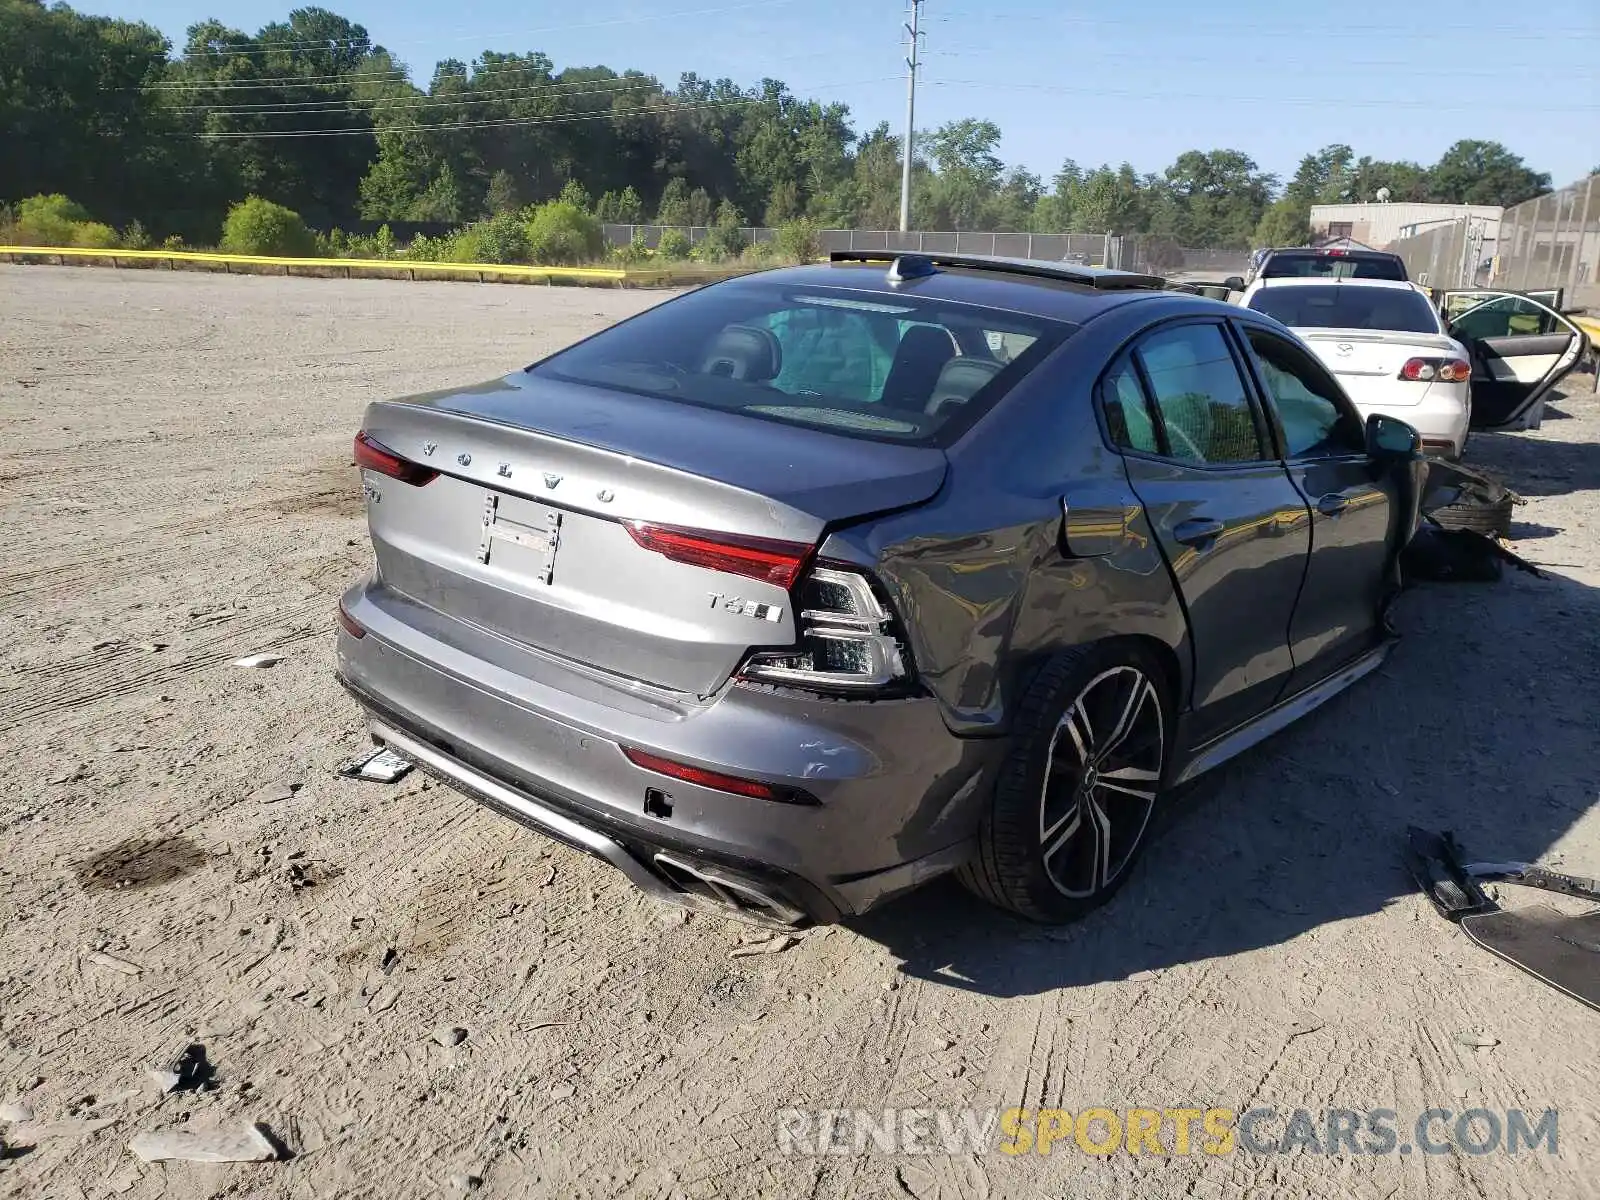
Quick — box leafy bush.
[611,226,652,265]
[161,234,186,251]
[700,201,747,261]
[656,228,692,260]
[219,196,315,257]
[120,220,152,250]
[462,213,527,263]
[72,222,120,249]
[774,217,823,263]
[403,233,447,262]
[13,194,93,245]
[523,201,603,265]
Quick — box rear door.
[1235,323,1398,692]
[1101,320,1311,743]
[1440,290,1590,430]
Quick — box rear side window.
[1448,294,1560,340]
[530,281,1070,445]
[1133,324,1265,464]
[1100,357,1160,454]
[1247,285,1440,334]
[1261,253,1407,281]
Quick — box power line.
[925,78,1600,112]
[192,76,901,138]
[926,12,1599,39]
[173,0,803,58]
[183,50,862,114]
[193,79,670,115]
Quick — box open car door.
[1442,290,1590,431]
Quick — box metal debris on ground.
[729,933,800,958]
[146,1044,213,1094]
[338,747,413,783]
[128,1121,281,1163]
[1455,1032,1501,1049]
[230,653,284,669]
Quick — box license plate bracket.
[478,494,561,583]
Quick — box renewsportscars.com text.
[777,1106,1559,1157]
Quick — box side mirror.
[1365,412,1422,461]
[1222,276,1245,291]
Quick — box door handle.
[1316,492,1350,517]
[1173,517,1225,546]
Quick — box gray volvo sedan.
[336,252,1425,926]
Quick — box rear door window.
[1448,294,1561,339]
[1133,324,1266,464]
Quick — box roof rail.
[828,249,1168,291]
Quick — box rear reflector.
[336,599,366,639]
[621,746,817,805]
[625,521,812,588]
[354,431,438,486]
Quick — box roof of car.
[734,256,1188,325]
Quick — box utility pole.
[899,0,922,233]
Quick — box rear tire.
[958,643,1171,924]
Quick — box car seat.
[881,325,959,411]
[924,356,1004,418]
[700,325,783,382]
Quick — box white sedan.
[1239,276,1471,458]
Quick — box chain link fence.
[1390,175,1600,308]
[600,224,1250,277]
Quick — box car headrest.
[925,356,1004,417]
[701,324,782,382]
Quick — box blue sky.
[102,0,1599,188]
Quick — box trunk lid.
[1296,328,1460,408]
[358,373,947,696]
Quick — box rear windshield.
[1247,285,1440,334]
[1261,252,1407,281]
[529,281,1070,444]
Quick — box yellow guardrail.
[0,244,626,282]
[1572,314,1600,344]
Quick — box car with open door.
[336,250,1426,927]
[1440,290,1591,432]
[1240,276,1472,459]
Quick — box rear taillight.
[354,431,438,485]
[1399,357,1471,383]
[336,598,365,639]
[739,565,910,692]
[625,521,812,588]
[620,746,817,805]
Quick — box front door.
[1100,321,1312,744]
[1440,291,1591,430]
[1236,323,1398,693]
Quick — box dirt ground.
[1,265,1597,1200]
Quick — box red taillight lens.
[354,431,438,485]
[1399,357,1470,384]
[336,599,366,639]
[621,746,816,804]
[625,521,812,587]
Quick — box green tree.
[486,170,522,215]
[1426,140,1550,206]
[655,177,692,225]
